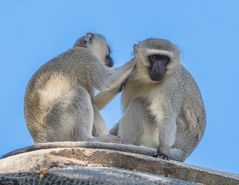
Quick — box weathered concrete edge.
[1,141,157,159]
[1,142,239,185]
[50,147,239,185]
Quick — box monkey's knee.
[43,102,75,141]
[70,87,95,140]
[44,86,94,142]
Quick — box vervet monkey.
[24,33,134,143]
[110,38,206,162]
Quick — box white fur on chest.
[143,88,177,148]
[138,88,164,148]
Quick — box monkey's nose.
[148,61,166,81]
[106,55,114,67]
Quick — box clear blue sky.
[0,0,239,174]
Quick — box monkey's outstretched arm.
[92,59,135,91]
[94,73,129,110]
[94,88,120,110]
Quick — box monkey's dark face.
[147,54,170,81]
[105,53,113,67]
[104,46,113,67]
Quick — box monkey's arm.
[95,75,128,110]
[94,84,124,110]
[93,59,135,91]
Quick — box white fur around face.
[143,49,174,57]
[137,48,175,66]
[135,48,180,79]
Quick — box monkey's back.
[24,48,97,141]
[174,65,206,158]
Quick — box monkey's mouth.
[105,55,114,67]
[149,72,164,81]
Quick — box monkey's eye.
[160,55,170,62]
[149,54,170,63]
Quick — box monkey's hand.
[154,148,169,160]
[94,87,120,110]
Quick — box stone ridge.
[1,141,157,159]
[0,142,238,185]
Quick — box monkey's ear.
[84,32,94,44]
[133,44,138,54]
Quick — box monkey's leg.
[92,106,123,143]
[92,104,108,137]
[156,119,187,161]
[156,112,186,161]
[44,86,121,143]
[118,98,149,145]
[43,86,95,142]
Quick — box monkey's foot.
[153,148,169,160]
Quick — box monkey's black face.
[148,54,170,81]
[105,54,114,67]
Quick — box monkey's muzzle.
[106,55,114,67]
[148,60,167,81]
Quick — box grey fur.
[111,38,206,162]
[24,33,134,143]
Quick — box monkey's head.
[74,32,113,67]
[133,38,180,83]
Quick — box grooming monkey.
[110,38,206,162]
[24,33,134,143]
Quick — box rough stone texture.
[0,142,238,185]
[0,167,201,185]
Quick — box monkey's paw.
[153,148,169,160]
